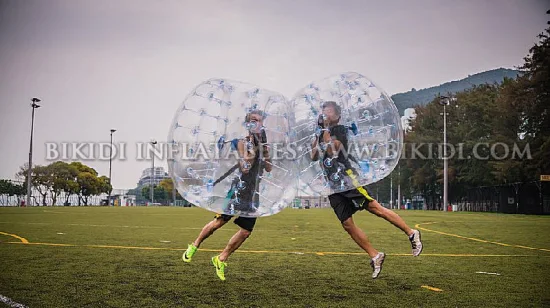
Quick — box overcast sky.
[0,0,547,189]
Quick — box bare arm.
[311,130,342,160]
[237,138,256,174]
[310,135,320,161]
[262,144,273,172]
[321,130,342,157]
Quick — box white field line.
[0,294,28,308]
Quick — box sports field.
[0,207,549,307]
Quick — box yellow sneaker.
[182,244,197,263]
[211,255,227,281]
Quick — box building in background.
[401,108,416,132]
[138,167,170,187]
[293,195,330,209]
[131,167,170,205]
[109,189,136,206]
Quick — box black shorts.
[215,214,257,232]
[328,187,375,223]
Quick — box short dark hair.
[321,101,341,117]
[245,109,265,122]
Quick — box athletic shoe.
[370,252,385,279]
[182,243,197,263]
[211,255,227,281]
[409,229,423,257]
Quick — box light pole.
[390,174,393,209]
[108,129,116,206]
[26,98,41,207]
[397,164,401,210]
[397,124,406,210]
[439,95,456,212]
[150,140,158,204]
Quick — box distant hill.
[391,68,520,115]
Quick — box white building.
[138,167,170,187]
[401,108,417,132]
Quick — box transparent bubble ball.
[168,78,296,217]
[290,72,403,196]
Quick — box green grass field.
[1,207,549,307]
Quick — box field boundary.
[415,222,550,253]
[0,231,28,243]
[3,221,550,256]
[1,235,547,258]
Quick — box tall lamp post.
[150,140,158,204]
[390,174,393,209]
[26,98,41,207]
[108,129,116,206]
[397,163,401,210]
[439,95,456,211]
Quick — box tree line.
[0,161,112,206]
[375,26,550,207]
[0,160,188,206]
[131,178,186,205]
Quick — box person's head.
[245,109,265,133]
[321,101,341,125]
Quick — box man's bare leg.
[193,218,228,248]
[341,216,386,278]
[218,228,251,262]
[366,200,414,236]
[341,217,378,258]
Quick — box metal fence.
[4,178,549,214]
[292,196,331,209]
[0,192,105,206]
[0,179,105,206]
[461,181,550,214]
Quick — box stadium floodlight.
[108,129,117,206]
[439,95,456,211]
[26,98,41,207]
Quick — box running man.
[311,101,423,279]
[182,110,271,281]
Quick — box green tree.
[141,186,151,202]
[494,27,550,179]
[97,176,112,195]
[0,179,9,195]
[451,85,500,187]
[32,165,53,206]
[61,164,80,205]
[407,85,507,205]
[159,178,183,200]
[0,180,25,205]
[403,100,442,207]
[385,27,550,206]
[68,162,108,206]
[49,161,74,206]
[141,185,169,204]
[16,161,109,206]
[11,181,25,197]
[70,162,98,176]
[76,172,101,206]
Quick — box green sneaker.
[211,255,227,281]
[182,244,197,263]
